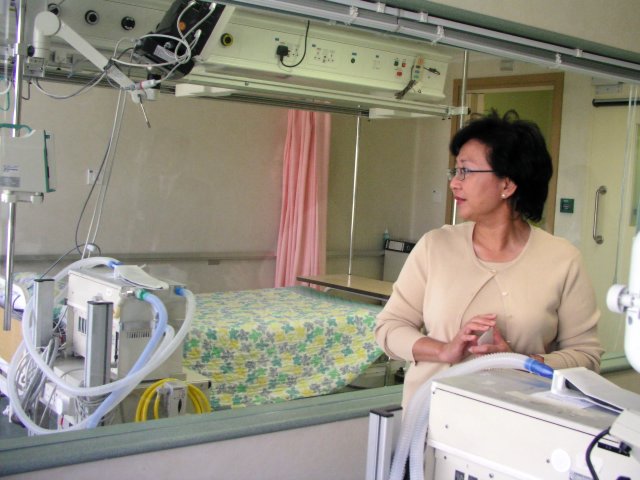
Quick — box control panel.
[10,0,169,71]
[197,7,449,102]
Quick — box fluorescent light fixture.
[349,8,400,32]
[175,84,235,97]
[223,0,354,24]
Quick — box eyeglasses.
[447,167,495,181]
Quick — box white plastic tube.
[8,319,176,435]
[388,353,553,480]
[19,302,175,397]
[84,291,168,428]
[8,260,196,433]
[16,258,183,399]
[21,288,182,398]
[78,289,196,427]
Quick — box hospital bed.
[1,274,384,414]
[183,286,384,410]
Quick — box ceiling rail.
[221,0,640,84]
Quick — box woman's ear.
[502,179,517,199]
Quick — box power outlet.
[86,169,101,185]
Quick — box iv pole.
[347,114,361,276]
[451,50,469,226]
[3,0,28,331]
[1,4,147,331]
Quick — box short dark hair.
[449,109,553,223]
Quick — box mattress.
[183,286,383,410]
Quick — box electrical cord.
[110,1,207,80]
[74,143,108,254]
[178,1,216,43]
[585,426,610,480]
[278,21,310,68]
[395,79,417,100]
[38,366,83,427]
[74,89,126,257]
[81,90,126,257]
[0,123,31,133]
[32,72,106,100]
[112,34,192,70]
[135,377,211,422]
[150,1,216,83]
[1,85,9,111]
[13,336,59,426]
[39,243,102,280]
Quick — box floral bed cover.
[183,286,383,410]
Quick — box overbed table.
[296,274,393,301]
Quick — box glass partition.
[1,1,640,464]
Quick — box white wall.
[325,55,598,279]
[554,73,594,246]
[327,115,436,277]
[6,61,612,293]
[4,83,288,293]
[410,56,600,246]
[4,2,633,291]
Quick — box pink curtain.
[274,110,331,287]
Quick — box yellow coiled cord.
[135,377,211,422]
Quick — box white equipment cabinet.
[383,239,414,282]
[66,267,187,381]
[426,369,638,479]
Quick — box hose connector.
[135,289,148,301]
[525,357,554,379]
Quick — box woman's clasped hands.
[438,313,512,364]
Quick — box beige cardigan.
[375,222,603,409]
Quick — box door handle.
[593,185,607,244]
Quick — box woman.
[375,110,603,410]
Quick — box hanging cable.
[278,20,310,68]
[585,426,611,480]
[32,72,106,100]
[75,88,126,258]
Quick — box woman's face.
[450,139,511,222]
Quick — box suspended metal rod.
[3,0,27,331]
[451,50,469,226]
[3,202,16,331]
[347,114,361,276]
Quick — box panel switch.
[559,198,574,213]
